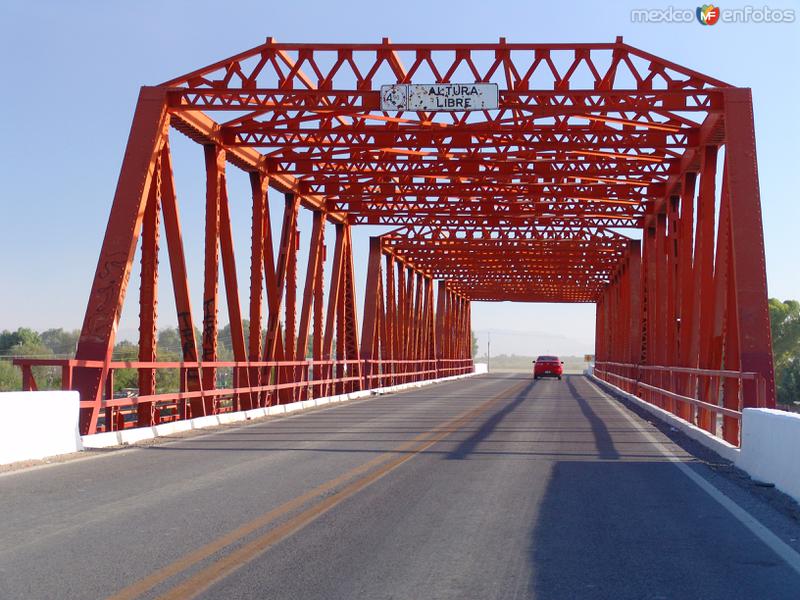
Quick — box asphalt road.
[2,374,800,600]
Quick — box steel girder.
[67,39,775,434]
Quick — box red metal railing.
[593,361,767,446]
[13,358,474,434]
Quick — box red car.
[533,355,564,380]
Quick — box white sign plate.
[380,83,498,112]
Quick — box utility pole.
[487,331,491,373]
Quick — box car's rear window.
[538,356,558,361]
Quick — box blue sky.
[0,0,798,356]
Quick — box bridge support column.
[136,147,161,427]
[723,88,775,408]
[201,145,222,410]
[217,156,250,412]
[159,140,203,418]
[73,87,170,434]
[247,172,270,408]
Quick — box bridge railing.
[12,357,474,434]
[593,361,767,446]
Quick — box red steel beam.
[136,155,160,427]
[73,87,170,434]
[722,88,775,408]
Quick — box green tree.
[155,326,206,392]
[0,328,43,355]
[306,331,315,359]
[769,299,800,365]
[471,330,478,358]
[40,328,80,356]
[155,345,182,394]
[777,358,800,408]
[112,340,139,391]
[769,298,800,408]
[157,325,203,355]
[218,320,251,359]
[0,359,21,391]
[0,330,61,390]
[157,327,182,354]
[0,331,14,354]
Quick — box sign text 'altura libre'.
[380,83,499,112]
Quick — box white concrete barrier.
[81,370,480,450]
[474,363,488,374]
[244,408,267,420]
[154,420,192,437]
[218,412,247,425]
[118,426,157,446]
[0,391,82,465]
[590,374,800,504]
[737,409,800,503]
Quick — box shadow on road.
[526,376,800,599]
[565,375,619,460]
[446,377,535,460]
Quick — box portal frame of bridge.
[18,38,774,444]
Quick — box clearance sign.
[381,83,499,112]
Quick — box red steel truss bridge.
[16,37,775,446]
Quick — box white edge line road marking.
[585,376,800,577]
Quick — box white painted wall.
[0,391,83,465]
[737,409,800,503]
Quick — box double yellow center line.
[109,378,528,600]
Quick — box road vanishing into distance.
[2,374,800,599]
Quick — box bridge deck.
[1,374,798,599]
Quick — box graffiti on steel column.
[176,311,196,358]
[202,298,217,361]
[84,251,129,342]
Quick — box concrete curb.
[588,373,740,463]
[82,371,480,449]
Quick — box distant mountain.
[473,329,593,357]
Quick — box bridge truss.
[16,38,775,443]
